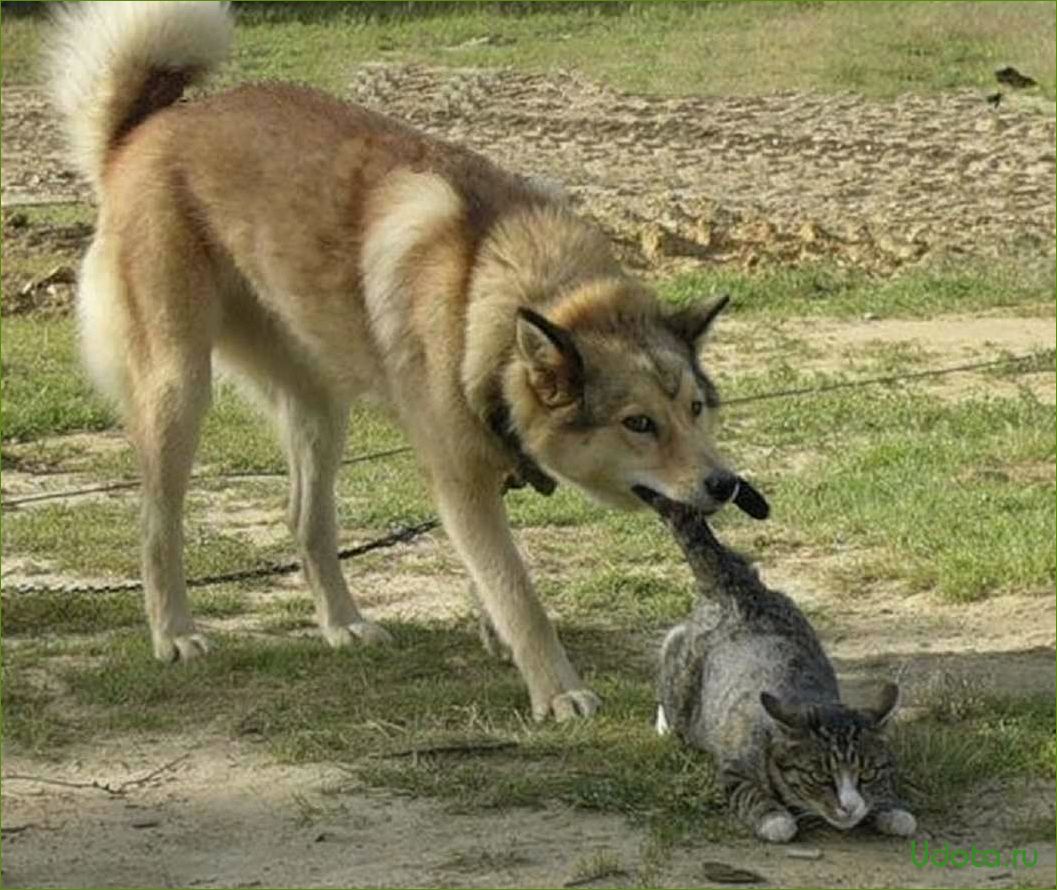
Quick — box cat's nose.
[704,470,738,503]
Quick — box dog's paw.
[874,808,917,837]
[154,633,209,663]
[323,621,393,648]
[538,689,602,723]
[478,615,513,663]
[756,811,797,844]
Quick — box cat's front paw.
[874,807,917,837]
[756,810,797,843]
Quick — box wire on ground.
[0,519,440,598]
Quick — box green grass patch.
[0,13,42,86]
[895,695,1057,814]
[259,597,316,634]
[1,204,94,229]
[0,317,116,442]
[722,371,1056,602]
[0,586,246,637]
[4,2,1054,99]
[539,563,693,627]
[0,499,286,583]
[0,624,727,836]
[2,624,1051,835]
[661,257,1056,320]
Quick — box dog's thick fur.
[49,1,738,721]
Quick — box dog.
[49,1,751,721]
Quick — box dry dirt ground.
[2,66,1055,889]
[2,64,1056,274]
[3,737,1054,890]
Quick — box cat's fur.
[636,486,917,843]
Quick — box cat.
[634,484,917,844]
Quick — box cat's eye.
[860,768,879,782]
[623,415,657,435]
[691,400,704,417]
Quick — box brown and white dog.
[49,1,750,721]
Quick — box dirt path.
[3,737,1054,889]
[3,64,1055,274]
[346,64,1056,273]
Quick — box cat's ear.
[865,682,900,728]
[760,692,802,733]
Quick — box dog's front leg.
[434,480,600,722]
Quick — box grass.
[1,624,729,829]
[1,586,248,638]
[2,313,1053,603]
[661,256,1057,320]
[727,367,1056,602]
[2,624,1052,842]
[3,2,1055,99]
[894,694,1057,814]
[0,316,115,442]
[0,497,290,582]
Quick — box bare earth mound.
[3,64,1056,275]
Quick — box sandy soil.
[2,64,1055,889]
[3,737,1054,890]
[2,63,1056,277]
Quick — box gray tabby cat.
[634,484,916,844]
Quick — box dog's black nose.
[704,470,738,503]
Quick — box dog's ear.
[515,308,584,407]
[668,294,730,349]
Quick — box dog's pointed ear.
[515,308,584,407]
[668,294,730,349]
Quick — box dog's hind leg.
[277,392,392,648]
[83,232,217,662]
[133,357,212,662]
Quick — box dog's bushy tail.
[47,1,233,193]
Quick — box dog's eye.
[622,415,657,435]
[691,400,704,417]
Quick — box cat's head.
[762,684,901,831]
